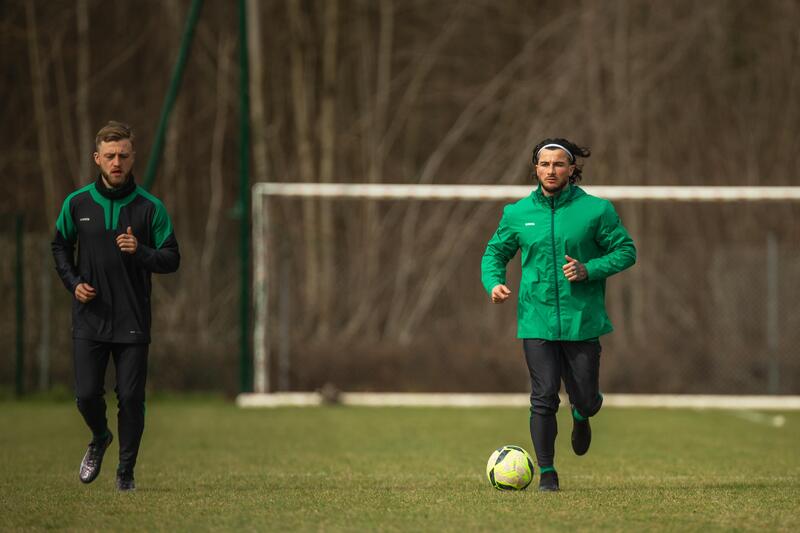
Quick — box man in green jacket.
[481,137,636,492]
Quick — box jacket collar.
[532,182,580,208]
[94,173,137,200]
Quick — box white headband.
[536,143,574,163]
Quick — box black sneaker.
[571,417,591,456]
[116,471,136,492]
[538,471,560,492]
[79,431,113,484]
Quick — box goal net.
[251,183,800,397]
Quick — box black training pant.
[522,338,603,468]
[73,339,149,474]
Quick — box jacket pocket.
[523,269,540,284]
[520,270,541,301]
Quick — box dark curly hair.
[531,137,591,183]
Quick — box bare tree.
[197,34,234,344]
[287,0,320,331]
[247,0,270,185]
[25,1,59,222]
[76,0,91,182]
[5,0,800,394]
[316,0,339,338]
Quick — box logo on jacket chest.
[79,217,91,222]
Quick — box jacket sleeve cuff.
[483,279,505,295]
[133,243,154,264]
[584,262,598,281]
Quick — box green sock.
[540,466,556,475]
[572,407,587,422]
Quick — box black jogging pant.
[523,338,603,417]
[522,338,603,468]
[73,339,149,474]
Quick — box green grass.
[1,400,798,532]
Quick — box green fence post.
[142,0,204,190]
[238,0,252,393]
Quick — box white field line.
[728,410,787,427]
[236,392,800,410]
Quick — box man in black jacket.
[52,121,180,492]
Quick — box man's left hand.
[563,254,587,282]
[117,226,138,254]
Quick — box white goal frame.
[251,183,800,402]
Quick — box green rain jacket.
[481,184,636,340]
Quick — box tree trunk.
[317,0,339,338]
[76,0,92,183]
[343,0,393,340]
[198,35,233,344]
[247,0,270,185]
[53,34,80,180]
[288,0,320,331]
[25,2,59,222]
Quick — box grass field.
[1,398,798,532]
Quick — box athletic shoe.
[538,471,560,492]
[79,431,113,484]
[571,417,591,456]
[116,471,136,492]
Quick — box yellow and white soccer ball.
[486,445,534,490]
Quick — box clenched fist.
[116,226,138,254]
[491,284,511,304]
[74,282,96,303]
[562,255,587,282]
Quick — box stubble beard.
[101,169,131,189]
[539,178,569,196]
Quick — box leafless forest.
[2,0,800,395]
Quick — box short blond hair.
[95,121,134,150]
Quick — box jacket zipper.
[550,196,562,338]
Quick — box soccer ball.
[486,445,534,490]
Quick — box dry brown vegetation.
[1,0,799,395]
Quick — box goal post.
[252,183,800,202]
[251,183,800,399]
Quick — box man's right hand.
[491,284,511,304]
[74,283,97,303]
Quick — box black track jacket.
[52,175,180,344]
